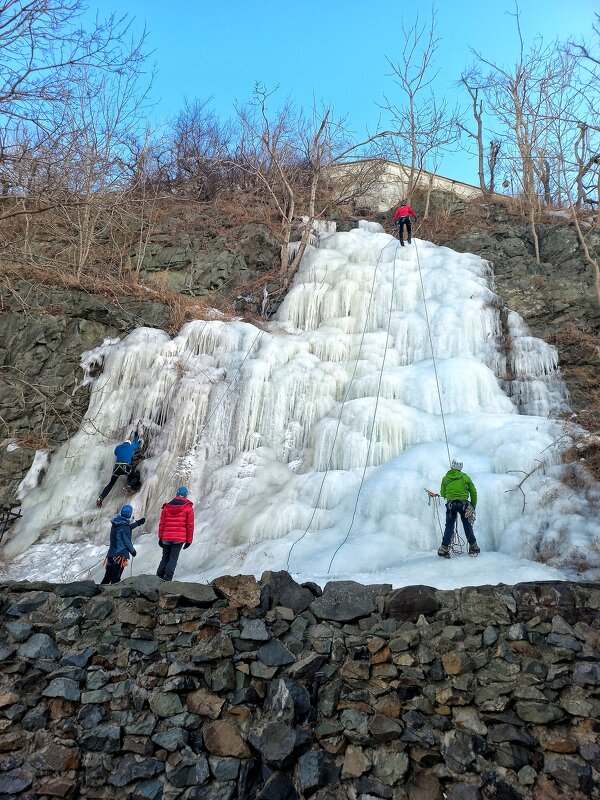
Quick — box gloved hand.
[158,539,164,549]
[183,542,191,550]
[138,517,146,525]
[131,548,137,557]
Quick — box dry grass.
[14,433,50,450]
[549,325,600,358]
[0,259,238,334]
[562,440,600,483]
[415,197,497,245]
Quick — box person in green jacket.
[438,460,480,557]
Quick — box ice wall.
[3,223,599,586]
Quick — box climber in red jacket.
[393,203,417,246]
[156,486,194,581]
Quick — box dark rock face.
[0,281,171,506]
[132,222,279,297]
[0,573,598,798]
[446,208,600,416]
[0,222,279,507]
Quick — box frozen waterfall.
[3,222,599,588]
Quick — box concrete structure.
[333,159,484,212]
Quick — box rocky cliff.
[0,221,280,507]
[0,573,598,799]
[446,204,600,420]
[1,205,598,508]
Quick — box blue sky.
[91,0,596,185]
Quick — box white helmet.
[451,459,463,470]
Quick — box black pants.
[157,542,184,581]
[100,561,124,584]
[442,500,475,547]
[99,463,132,501]
[397,216,412,245]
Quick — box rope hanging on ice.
[285,237,400,572]
[327,237,400,573]
[414,239,452,466]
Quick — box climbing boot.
[438,545,450,558]
[468,542,480,556]
[96,498,103,508]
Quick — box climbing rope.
[285,236,401,572]
[450,521,465,555]
[326,236,400,574]
[413,239,452,466]
[426,490,445,539]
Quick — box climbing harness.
[285,235,401,573]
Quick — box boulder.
[385,586,440,621]
[248,721,312,768]
[203,721,252,758]
[260,571,314,614]
[310,581,381,622]
[213,575,261,608]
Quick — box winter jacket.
[114,436,139,465]
[440,469,477,507]
[393,205,417,220]
[107,514,143,558]
[158,496,194,544]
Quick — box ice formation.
[3,223,600,588]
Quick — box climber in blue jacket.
[96,435,140,507]
[100,504,145,584]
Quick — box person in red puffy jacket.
[156,486,194,581]
[393,202,417,246]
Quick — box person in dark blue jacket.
[100,504,145,584]
[97,435,140,507]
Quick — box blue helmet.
[176,487,188,498]
[120,504,133,518]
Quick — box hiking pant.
[397,216,412,245]
[157,542,184,581]
[442,500,476,547]
[100,561,124,584]
[99,463,132,501]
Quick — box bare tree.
[380,10,460,208]
[568,13,600,67]
[458,68,487,193]
[488,140,502,194]
[472,6,566,263]
[232,84,394,284]
[167,99,233,200]
[0,1,147,129]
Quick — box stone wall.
[0,573,598,799]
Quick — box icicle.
[4,225,597,589]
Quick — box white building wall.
[332,160,483,212]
